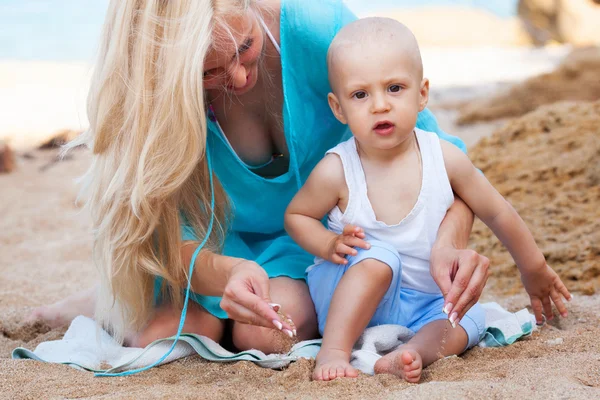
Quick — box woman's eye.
[239,38,254,55]
[203,68,222,78]
[388,85,401,93]
[353,91,367,99]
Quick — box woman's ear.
[328,93,347,124]
[419,78,430,112]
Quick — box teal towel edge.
[12,334,322,374]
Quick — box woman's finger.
[550,289,568,318]
[443,252,478,316]
[223,283,293,332]
[236,288,295,331]
[452,253,489,319]
[455,297,477,325]
[220,297,276,329]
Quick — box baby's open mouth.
[373,121,395,134]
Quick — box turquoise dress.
[180,0,467,319]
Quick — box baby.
[284,17,571,382]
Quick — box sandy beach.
[1,23,600,400]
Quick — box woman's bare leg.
[128,301,225,348]
[231,277,319,354]
[26,285,98,328]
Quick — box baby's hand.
[521,262,572,324]
[326,225,370,265]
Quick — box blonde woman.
[30,0,490,353]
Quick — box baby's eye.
[353,91,367,99]
[388,85,402,93]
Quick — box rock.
[545,338,564,346]
[518,0,600,46]
[0,141,15,173]
[38,129,81,150]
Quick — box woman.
[30,0,490,353]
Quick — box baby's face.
[328,44,428,150]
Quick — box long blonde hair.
[69,0,257,343]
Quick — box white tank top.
[324,129,455,294]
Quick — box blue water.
[0,0,518,61]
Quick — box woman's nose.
[229,63,248,88]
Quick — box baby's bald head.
[327,17,423,93]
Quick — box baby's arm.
[285,154,369,264]
[441,142,572,323]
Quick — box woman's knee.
[231,323,283,353]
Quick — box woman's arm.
[181,245,237,296]
[430,196,491,325]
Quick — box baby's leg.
[373,319,467,383]
[315,258,393,381]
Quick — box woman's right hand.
[219,260,296,336]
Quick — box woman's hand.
[219,260,296,336]
[326,225,370,264]
[430,245,490,327]
[521,262,572,324]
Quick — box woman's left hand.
[430,245,490,326]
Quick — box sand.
[469,101,600,297]
[457,46,600,124]
[2,44,600,399]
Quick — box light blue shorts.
[306,240,486,350]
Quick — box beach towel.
[12,302,536,376]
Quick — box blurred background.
[0,0,598,149]
[1,0,599,150]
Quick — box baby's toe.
[345,365,359,378]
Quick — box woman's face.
[203,10,265,96]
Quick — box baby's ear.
[419,78,430,112]
[328,93,347,124]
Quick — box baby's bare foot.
[313,348,358,381]
[374,348,422,383]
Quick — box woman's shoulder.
[281,0,356,51]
